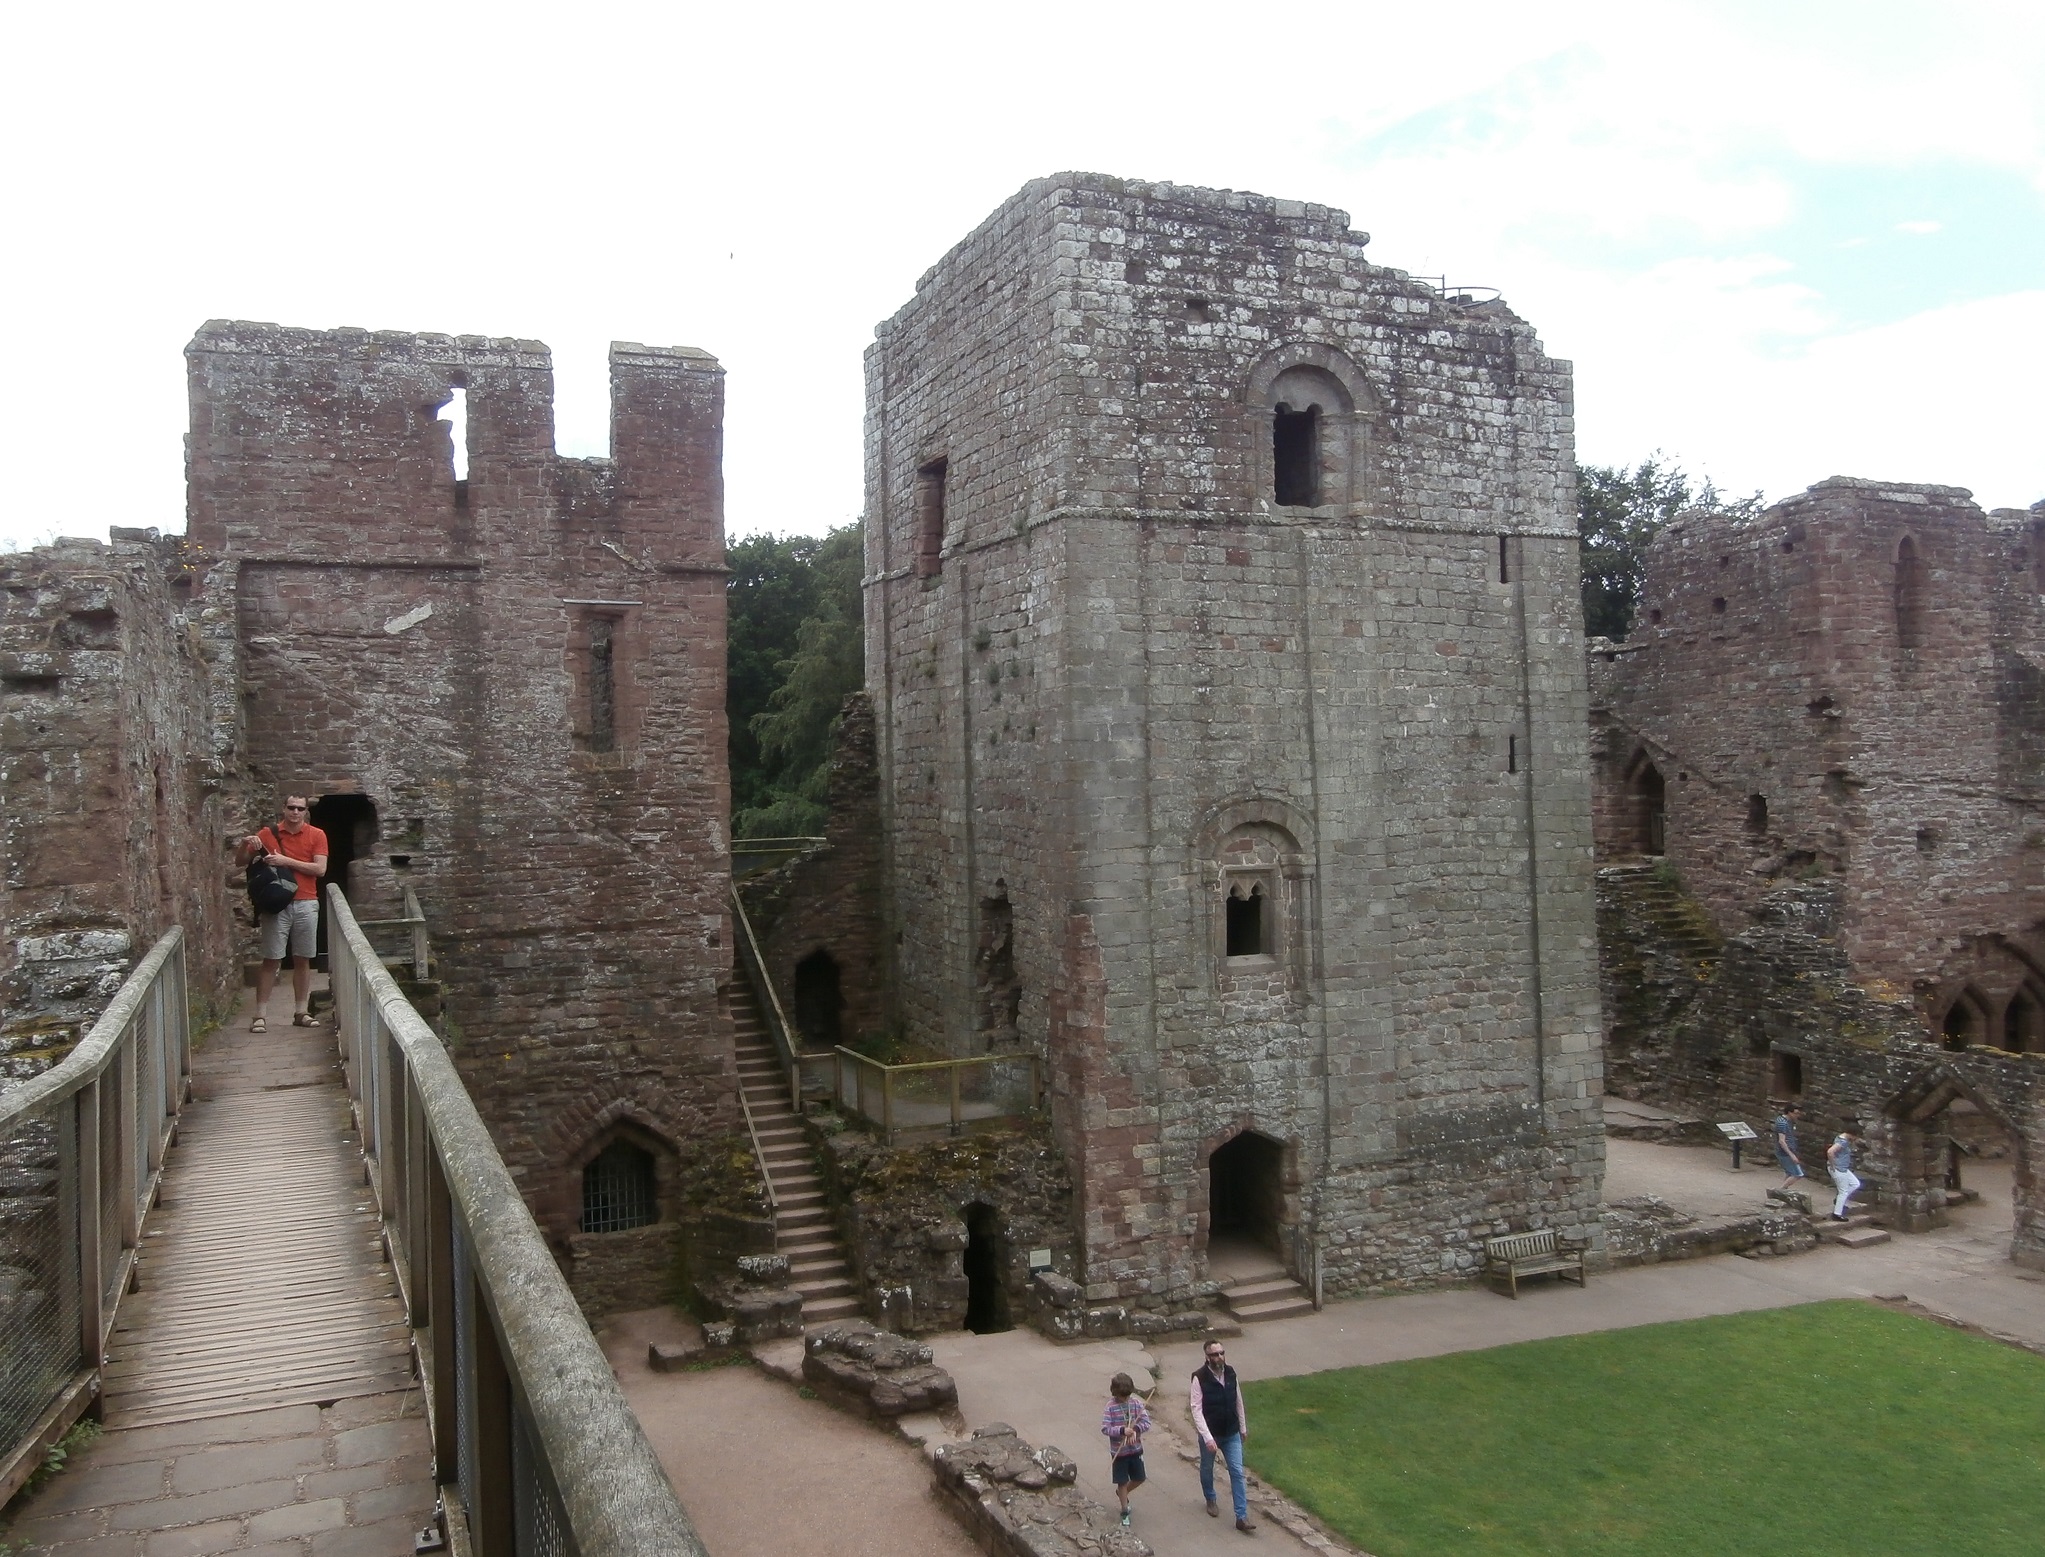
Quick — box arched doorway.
[792,949,843,1049]
[1628,758,1667,856]
[1208,1131,1286,1261]
[962,1202,1011,1333]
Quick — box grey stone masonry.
[865,174,1606,1312]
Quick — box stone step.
[1228,1295,1316,1324]
[1224,1276,1302,1304]
[775,1187,827,1210]
[780,1236,841,1260]
[768,1171,819,1193]
[789,1256,849,1282]
[1835,1226,1892,1249]
[777,1206,832,1232]
[793,1273,857,1300]
[803,1295,864,1324]
[760,1143,810,1164]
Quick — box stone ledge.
[933,1424,1149,1557]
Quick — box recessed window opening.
[1629,758,1667,856]
[976,887,1020,1048]
[581,1140,657,1233]
[1272,403,1320,506]
[1745,794,1768,834]
[1225,881,1266,957]
[1498,535,1511,584]
[439,385,469,484]
[1772,1051,1804,1098]
[1508,734,1519,774]
[1712,597,1727,615]
[915,458,948,579]
[587,617,617,753]
[1895,536,1926,651]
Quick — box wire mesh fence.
[0,929,188,1504]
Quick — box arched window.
[1225,880,1267,957]
[1941,990,1986,1051]
[1247,347,1372,513]
[2001,988,2042,1053]
[581,1140,657,1233]
[1895,536,1926,653]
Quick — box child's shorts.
[1112,1452,1146,1485]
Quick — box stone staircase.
[732,975,861,1324]
[1815,1209,1891,1249]
[1217,1256,1315,1325]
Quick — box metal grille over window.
[580,1141,656,1233]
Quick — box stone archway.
[1207,1130,1290,1266]
[1881,1063,2028,1249]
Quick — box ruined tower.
[866,175,1605,1309]
[186,323,734,1308]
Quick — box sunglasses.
[284,804,309,811]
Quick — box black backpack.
[246,831,299,915]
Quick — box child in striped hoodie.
[1101,1372,1152,1527]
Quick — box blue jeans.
[1200,1433,1247,1521]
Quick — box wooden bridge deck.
[106,1011,413,1428]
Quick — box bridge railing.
[0,928,189,1506]
[327,887,703,1557]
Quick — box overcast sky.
[3,0,2039,553]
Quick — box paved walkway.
[3,996,436,1557]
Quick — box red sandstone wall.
[0,533,242,1073]
[185,323,734,1309]
[1590,478,2045,1043]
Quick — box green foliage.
[12,1417,102,1507]
[1245,1302,2045,1557]
[1578,458,1761,641]
[726,524,864,838]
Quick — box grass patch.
[1244,1302,2045,1557]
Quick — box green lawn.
[1243,1302,2045,1557]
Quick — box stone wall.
[1,532,242,1080]
[737,692,888,1052]
[865,174,1607,1309]
[1589,479,2045,1043]
[185,322,736,1311]
[813,1118,1078,1335]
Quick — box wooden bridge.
[0,894,704,1555]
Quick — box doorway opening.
[308,793,379,965]
[792,949,843,1049]
[962,1202,1012,1333]
[1208,1130,1286,1263]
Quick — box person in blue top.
[1827,1124,1863,1221]
[1771,1104,1806,1191]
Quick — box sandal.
[249,1015,267,1033]
[292,1011,318,1027]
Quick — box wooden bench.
[1482,1228,1587,1299]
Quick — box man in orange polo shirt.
[236,796,328,1033]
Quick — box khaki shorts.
[261,899,318,961]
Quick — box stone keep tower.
[187,323,735,1311]
[866,174,1605,1309]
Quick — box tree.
[1578,457,1761,640]
[725,522,864,838]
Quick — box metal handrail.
[735,1063,779,1224]
[327,886,703,1556]
[0,929,189,1505]
[729,887,804,1112]
[831,1045,1042,1146]
[353,884,429,981]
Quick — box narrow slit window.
[581,1140,656,1233]
[1273,403,1320,506]
[915,458,948,579]
[1498,535,1511,584]
[1226,881,1266,957]
[588,617,616,753]
[1508,734,1519,774]
[1746,794,1768,834]
[1895,536,1926,651]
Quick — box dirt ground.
[599,1309,978,1557]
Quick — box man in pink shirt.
[1191,1340,1254,1533]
